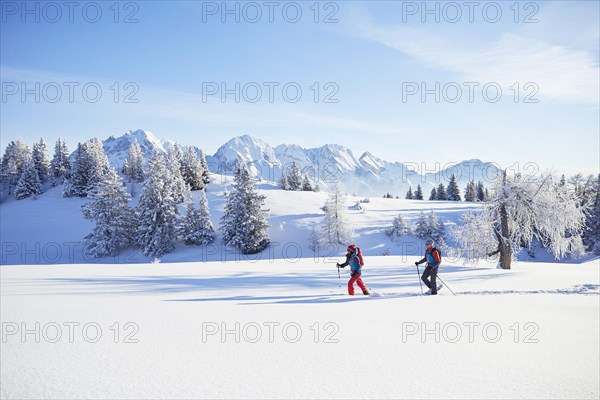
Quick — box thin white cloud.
[348,6,599,105]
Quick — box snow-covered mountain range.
[101,129,502,196]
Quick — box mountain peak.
[102,129,173,167]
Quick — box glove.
[415,261,419,267]
[336,263,340,268]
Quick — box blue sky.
[1,0,598,176]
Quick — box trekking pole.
[432,271,456,296]
[337,263,341,288]
[415,263,423,294]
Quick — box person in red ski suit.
[337,244,370,295]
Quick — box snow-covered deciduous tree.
[81,167,137,257]
[307,226,321,253]
[14,158,42,200]
[320,182,353,245]
[220,159,270,254]
[63,138,109,197]
[122,141,144,182]
[32,138,50,183]
[50,138,70,187]
[447,174,461,201]
[452,210,497,261]
[385,214,411,242]
[179,190,215,246]
[414,185,424,200]
[136,152,179,257]
[454,171,587,269]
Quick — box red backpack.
[357,247,364,267]
[348,244,365,267]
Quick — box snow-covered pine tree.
[428,209,446,244]
[180,146,204,190]
[385,214,410,242]
[32,138,50,183]
[63,138,109,197]
[122,140,144,182]
[136,152,178,257]
[405,187,413,199]
[447,174,461,201]
[429,187,437,200]
[414,210,431,239]
[464,181,477,202]
[196,189,215,244]
[179,190,215,246]
[1,138,31,193]
[414,185,424,200]
[279,170,290,190]
[476,181,486,202]
[14,158,42,200]
[436,183,447,201]
[320,182,353,245]
[63,142,84,197]
[220,159,270,254]
[199,150,210,185]
[454,171,586,269]
[50,138,70,187]
[81,167,137,257]
[166,145,187,203]
[289,162,303,190]
[302,174,313,191]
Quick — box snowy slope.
[0,173,487,266]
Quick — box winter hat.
[347,244,356,252]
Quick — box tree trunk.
[497,202,512,269]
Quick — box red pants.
[348,274,367,295]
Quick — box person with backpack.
[337,244,370,296]
[415,239,443,295]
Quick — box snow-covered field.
[1,179,599,399]
[1,257,599,399]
